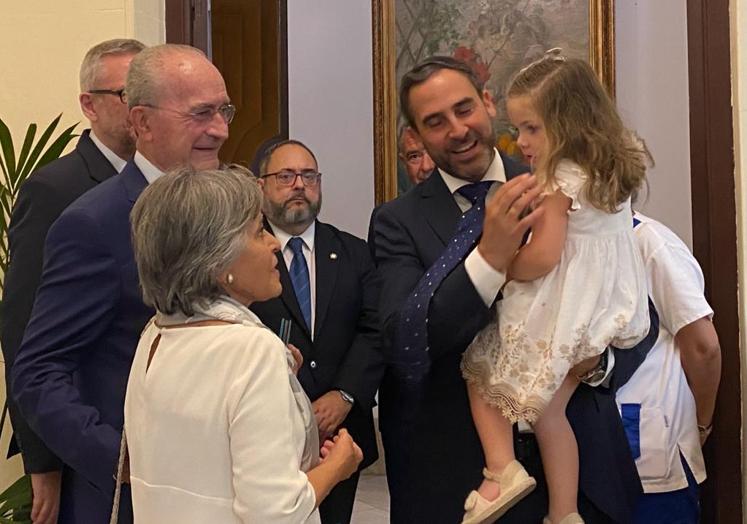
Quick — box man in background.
[251,139,383,524]
[11,44,231,523]
[617,212,721,523]
[397,124,435,192]
[1,38,145,524]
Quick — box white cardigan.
[124,316,320,523]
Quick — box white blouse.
[124,316,320,523]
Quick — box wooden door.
[687,0,741,521]
[166,0,288,166]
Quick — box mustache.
[283,191,310,207]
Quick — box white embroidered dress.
[461,160,649,423]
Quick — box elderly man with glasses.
[1,38,145,524]
[250,139,384,524]
[11,43,231,524]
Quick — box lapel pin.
[330,252,338,260]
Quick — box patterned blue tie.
[394,181,494,383]
[288,237,312,331]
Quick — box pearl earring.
[226,274,234,285]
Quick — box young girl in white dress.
[460,50,652,524]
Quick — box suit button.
[310,360,317,369]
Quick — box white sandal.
[461,460,537,524]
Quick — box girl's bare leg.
[467,382,516,500]
[532,374,581,523]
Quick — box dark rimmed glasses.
[261,169,322,187]
[88,88,127,104]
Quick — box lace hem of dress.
[461,356,546,424]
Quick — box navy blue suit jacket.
[11,161,153,523]
[2,130,116,472]
[370,153,651,523]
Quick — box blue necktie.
[288,237,312,331]
[394,181,494,383]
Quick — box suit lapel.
[265,220,313,340]
[420,169,462,246]
[313,222,340,336]
[121,161,148,203]
[77,130,118,183]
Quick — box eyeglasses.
[261,169,322,187]
[88,88,126,104]
[139,103,237,125]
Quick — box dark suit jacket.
[370,153,649,524]
[2,130,117,472]
[250,220,384,469]
[11,161,153,524]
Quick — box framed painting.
[372,0,615,203]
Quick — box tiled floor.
[352,473,389,523]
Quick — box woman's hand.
[319,428,363,480]
[288,343,303,375]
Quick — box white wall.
[616,0,693,247]
[287,2,374,239]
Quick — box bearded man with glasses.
[11,43,231,524]
[251,139,384,524]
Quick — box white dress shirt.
[268,220,317,339]
[133,151,165,184]
[439,148,508,307]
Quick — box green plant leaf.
[14,124,37,184]
[31,122,78,183]
[0,118,17,182]
[12,114,62,189]
[0,475,31,523]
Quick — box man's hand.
[30,471,62,524]
[478,174,544,272]
[312,391,353,440]
[287,343,303,375]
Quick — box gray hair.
[131,164,262,316]
[126,44,206,108]
[79,39,146,91]
[399,55,484,129]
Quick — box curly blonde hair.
[507,53,651,212]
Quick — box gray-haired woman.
[123,165,362,523]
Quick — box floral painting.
[372,0,614,202]
[396,0,589,162]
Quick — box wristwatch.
[578,348,609,384]
[338,389,355,406]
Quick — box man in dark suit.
[1,38,144,524]
[250,139,383,524]
[369,56,655,523]
[11,43,231,524]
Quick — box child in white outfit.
[460,50,651,524]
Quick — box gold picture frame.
[372,0,615,204]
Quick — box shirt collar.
[133,151,166,184]
[268,220,316,253]
[439,148,507,195]
[89,130,128,173]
